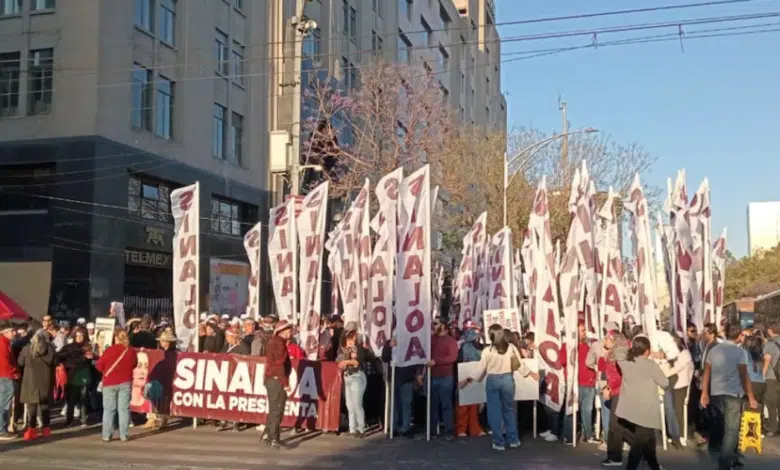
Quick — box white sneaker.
[256,424,266,432]
[492,443,506,451]
[679,437,687,447]
[545,434,559,442]
[509,441,522,449]
[598,442,607,451]
[539,430,551,438]
[60,405,68,417]
[74,408,81,419]
[623,443,630,451]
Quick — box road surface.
[1,419,777,469]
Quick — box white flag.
[268,198,298,323]
[243,222,262,320]
[171,182,200,351]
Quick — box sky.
[497,0,780,257]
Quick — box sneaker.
[270,440,289,450]
[492,443,506,451]
[444,435,454,442]
[598,442,607,451]
[509,441,522,449]
[41,427,51,438]
[623,443,630,451]
[586,437,601,444]
[74,408,81,419]
[544,434,559,442]
[600,459,622,467]
[679,437,687,447]
[60,405,68,417]
[539,430,552,438]
[0,432,17,441]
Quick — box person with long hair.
[598,330,629,466]
[95,329,138,442]
[460,324,539,451]
[336,327,368,438]
[742,335,766,417]
[18,328,55,441]
[615,336,669,470]
[659,334,695,448]
[56,327,94,427]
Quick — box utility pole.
[559,97,568,185]
[288,0,308,196]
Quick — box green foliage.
[724,244,780,301]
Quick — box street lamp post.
[502,128,598,227]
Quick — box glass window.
[397,32,411,63]
[155,76,173,139]
[439,4,450,30]
[159,0,175,45]
[128,175,172,223]
[421,17,433,46]
[349,7,357,42]
[215,30,229,75]
[373,0,381,17]
[342,0,349,36]
[340,57,349,86]
[438,46,448,71]
[212,104,226,159]
[303,29,321,59]
[1,0,22,15]
[27,49,54,115]
[32,0,55,11]
[229,112,243,164]
[0,52,20,117]
[135,0,154,32]
[398,0,412,22]
[131,64,153,130]
[233,0,244,10]
[349,63,357,90]
[211,198,242,236]
[232,41,245,84]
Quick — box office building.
[747,201,780,254]
[0,0,271,319]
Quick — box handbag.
[97,346,129,392]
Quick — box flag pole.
[389,364,396,439]
[384,363,390,435]
[426,370,432,442]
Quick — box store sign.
[145,226,167,247]
[125,249,172,269]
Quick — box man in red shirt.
[0,320,20,440]
[263,320,293,449]
[570,323,598,444]
[428,319,458,440]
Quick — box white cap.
[230,317,241,326]
[240,313,250,320]
[86,322,95,329]
[220,314,230,320]
[199,313,207,321]
[76,318,86,325]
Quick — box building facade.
[747,201,780,255]
[0,0,272,320]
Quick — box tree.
[724,244,780,301]
[302,60,455,200]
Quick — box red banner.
[129,350,343,431]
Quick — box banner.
[457,358,539,406]
[131,350,342,431]
[690,178,713,330]
[243,223,262,320]
[471,212,488,329]
[368,168,402,356]
[625,174,658,338]
[457,226,475,328]
[332,182,369,329]
[571,163,598,339]
[268,198,298,323]
[528,178,564,412]
[596,188,624,328]
[712,228,728,328]
[482,308,522,343]
[297,182,329,358]
[488,228,514,309]
[357,181,372,334]
[171,183,200,351]
[394,165,432,367]
[209,259,249,317]
[94,317,116,354]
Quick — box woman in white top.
[660,334,694,447]
[459,324,539,451]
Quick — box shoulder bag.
[97,346,129,393]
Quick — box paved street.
[1,417,779,469]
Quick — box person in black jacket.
[200,322,225,354]
[56,327,93,426]
[129,318,158,350]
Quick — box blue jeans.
[344,371,367,434]
[486,373,518,447]
[394,381,414,434]
[102,382,131,441]
[708,395,742,469]
[663,389,680,439]
[601,395,611,442]
[430,375,455,435]
[0,378,13,433]
[579,386,596,439]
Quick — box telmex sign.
[124,249,172,268]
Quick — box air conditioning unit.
[269,130,291,173]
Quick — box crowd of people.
[1,310,779,470]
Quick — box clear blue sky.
[497,0,780,257]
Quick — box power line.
[0,0,753,65]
